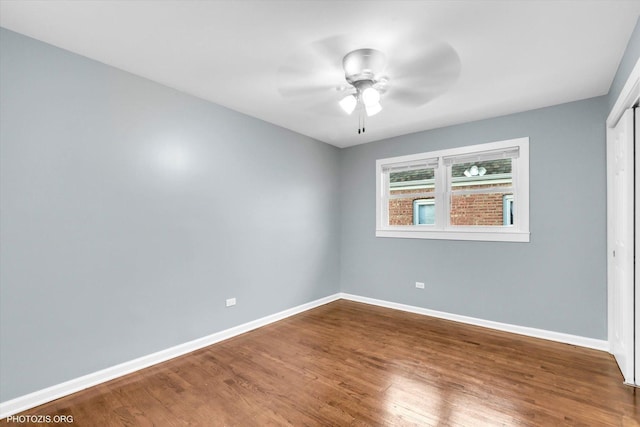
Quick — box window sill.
[375,229,530,242]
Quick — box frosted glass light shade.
[365,101,382,116]
[339,95,357,115]
[361,87,380,106]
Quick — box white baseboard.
[1,292,609,419]
[339,293,610,352]
[0,293,341,419]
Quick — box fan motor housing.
[343,48,386,84]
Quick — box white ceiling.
[1,1,639,148]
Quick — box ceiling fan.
[277,35,461,124]
[338,48,389,117]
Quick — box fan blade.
[389,41,460,77]
[385,87,442,107]
[277,35,350,89]
[277,87,343,112]
[278,83,339,99]
[308,35,352,72]
[277,60,340,84]
[276,34,361,109]
[385,41,461,106]
[305,101,352,118]
[276,66,343,105]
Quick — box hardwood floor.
[2,300,639,426]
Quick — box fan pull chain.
[357,110,367,134]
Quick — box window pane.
[451,159,512,187]
[451,191,513,226]
[388,168,435,226]
[450,159,513,226]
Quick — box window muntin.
[448,158,514,227]
[375,138,529,242]
[389,166,436,226]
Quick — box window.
[376,137,529,242]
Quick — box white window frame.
[376,137,530,242]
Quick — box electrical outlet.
[226,298,236,307]
[415,282,425,289]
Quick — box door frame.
[607,56,640,386]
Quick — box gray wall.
[339,96,608,339]
[0,29,341,401]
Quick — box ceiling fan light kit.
[361,86,380,106]
[340,48,388,119]
[339,94,357,115]
[364,101,382,117]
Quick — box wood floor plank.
[2,300,638,426]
